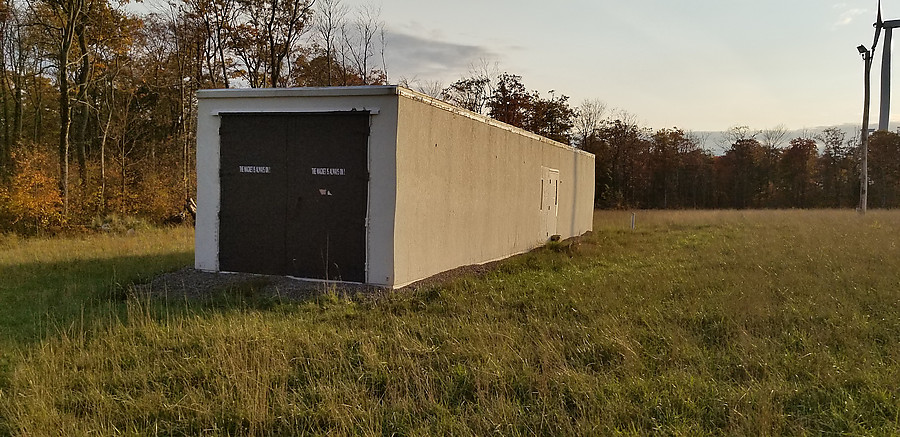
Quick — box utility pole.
[858,45,871,214]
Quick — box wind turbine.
[857,1,886,214]
[856,0,895,213]
[875,0,900,130]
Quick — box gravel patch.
[136,268,383,301]
[135,234,587,302]
[134,259,507,302]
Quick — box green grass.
[2,211,900,435]
[0,227,193,388]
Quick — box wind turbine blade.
[874,0,883,51]
[878,0,884,25]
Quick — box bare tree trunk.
[379,27,387,83]
[0,76,8,178]
[100,114,108,211]
[1,71,9,160]
[13,47,23,143]
[266,0,278,87]
[118,91,133,214]
[213,0,233,88]
[120,139,125,213]
[58,50,71,217]
[54,0,84,219]
[33,76,41,142]
[0,19,9,178]
[316,0,348,86]
[97,69,115,213]
[172,7,189,200]
[75,25,90,185]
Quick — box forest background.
[0,0,897,235]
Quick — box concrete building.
[195,86,595,288]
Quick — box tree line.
[582,116,900,210]
[0,0,896,235]
[0,0,388,233]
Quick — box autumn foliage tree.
[817,127,857,208]
[777,137,819,208]
[445,71,577,144]
[442,75,490,114]
[0,0,393,234]
[487,73,531,129]
[867,130,900,208]
[525,91,575,144]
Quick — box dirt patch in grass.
[135,234,590,302]
[137,261,507,302]
[136,268,376,301]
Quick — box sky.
[340,0,891,132]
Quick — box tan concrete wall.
[392,89,594,287]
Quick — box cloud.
[834,5,868,26]
[383,31,497,82]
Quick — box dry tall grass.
[1,211,899,435]
[0,226,193,398]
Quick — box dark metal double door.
[219,112,369,282]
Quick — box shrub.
[0,146,64,234]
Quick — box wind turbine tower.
[876,1,900,130]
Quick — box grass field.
[0,228,194,389]
[1,211,899,435]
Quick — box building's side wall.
[543,138,596,243]
[194,90,400,286]
[392,91,594,287]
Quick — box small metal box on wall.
[195,86,595,288]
